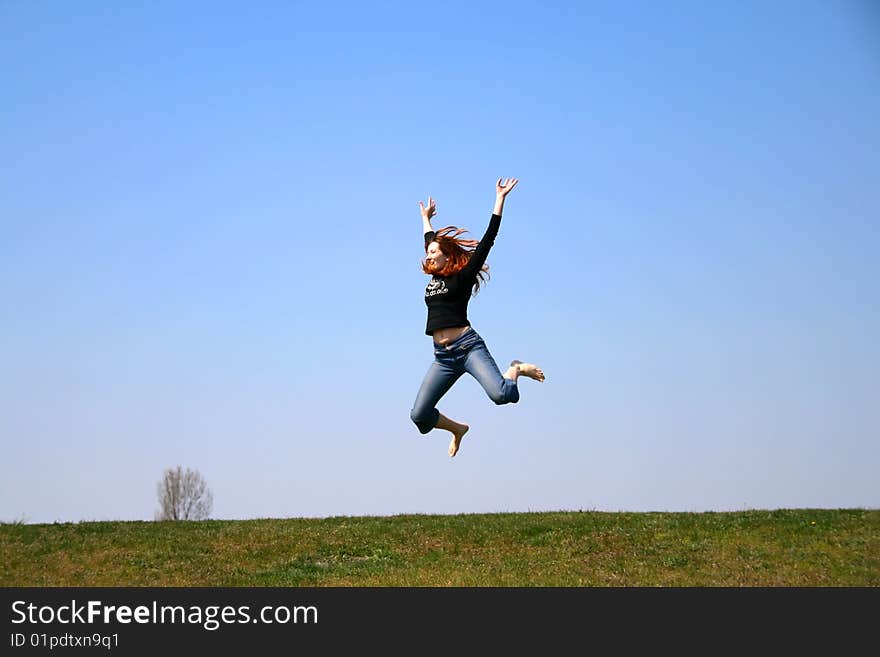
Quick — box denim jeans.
[410,327,519,434]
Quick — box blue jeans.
[410,327,519,434]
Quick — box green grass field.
[2,509,877,586]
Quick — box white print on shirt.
[425,277,448,297]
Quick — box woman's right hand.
[419,197,437,220]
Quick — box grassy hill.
[2,509,877,586]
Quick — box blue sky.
[2,1,878,523]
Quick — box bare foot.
[448,424,469,458]
[510,360,545,382]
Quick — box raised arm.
[419,196,437,249]
[461,178,520,279]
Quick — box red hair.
[422,225,490,295]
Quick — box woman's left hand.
[496,177,519,197]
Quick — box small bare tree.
[155,466,213,521]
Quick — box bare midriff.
[432,325,471,346]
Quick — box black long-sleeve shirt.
[423,213,501,335]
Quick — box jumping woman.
[410,177,545,458]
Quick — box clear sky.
[2,1,878,523]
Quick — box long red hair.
[422,226,490,295]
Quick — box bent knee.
[489,388,520,405]
[410,408,436,434]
